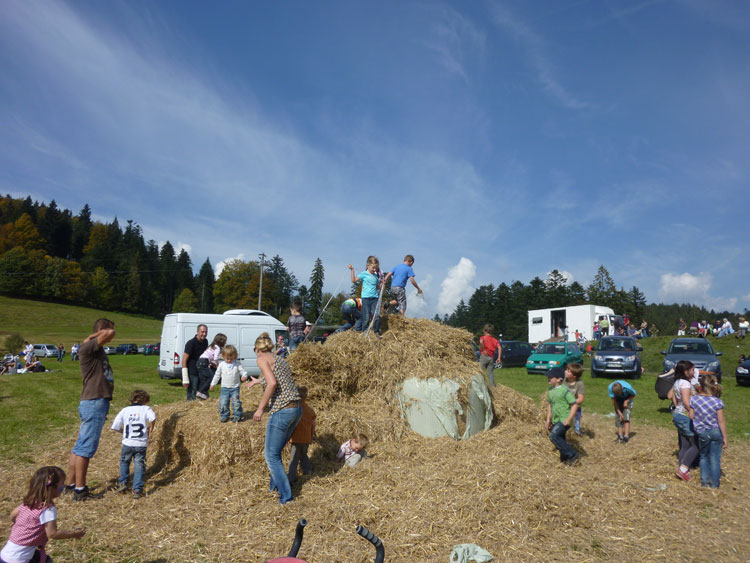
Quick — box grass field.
[496,333,750,439]
[0,295,162,348]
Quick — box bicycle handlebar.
[356,525,385,563]
[287,518,307,557]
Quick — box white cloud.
[659,272,738,311]
[405,274,433,319]
[215,253,246,278]
[420,6,485,84]
[437,258,476,314]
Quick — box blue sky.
[1,0,748,318]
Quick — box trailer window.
[532,317,543,325]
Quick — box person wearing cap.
[544,367,579,465]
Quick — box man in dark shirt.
[182,324,208,400]
[67,318,116,501]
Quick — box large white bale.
[397,374,493,440]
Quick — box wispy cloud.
[489,2,591,110]
[438,257,476,314]
[419,6,486,84]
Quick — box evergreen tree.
[71,204,92,260]
[627,286,647,319]
[568,281,587,304]
[266,255,298,317]
[544,270,569,305]
[196,259,215,313]
[307,258,325,322]
[176,249,194,292]
[159,241,178,314]
[587,266,617,306]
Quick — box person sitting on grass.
[545,367,579,465]
[608,380,636,443]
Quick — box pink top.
[9,503,52,547]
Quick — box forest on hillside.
[0,195,744,339]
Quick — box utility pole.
[258,252,266,311]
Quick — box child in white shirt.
[337,433,368,467]
[111,390,156,498]
[210,345,248,423]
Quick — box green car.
[526,341,584,374]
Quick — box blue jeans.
[264,405,303,504]
[289,335,305,351]
[549,422,577,461]
[360,297,380,333]
[219,387,243,422]
[186,366,199,400]
[574,408,582,433]
[698,427,723,488]
[119,445,147,492]
[336,304,361,333]
[72,398,110,458]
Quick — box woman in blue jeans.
[246,332,302,504]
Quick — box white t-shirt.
[672,379,693,415]
[0,506,56,563]
[111,405,156,448]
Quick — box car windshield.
[668,341,713,355]
[536,343,565,355]
[598,339,635,352]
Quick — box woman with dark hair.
[246,332,301,505]
[670,360,699,481]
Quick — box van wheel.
[591,371,597,378]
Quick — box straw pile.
[1,317,750,562]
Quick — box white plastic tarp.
[397,374,493,440]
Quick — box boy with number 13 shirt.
[110,390,156,499]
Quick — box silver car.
[662,338,722,382]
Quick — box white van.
[528,305,620,342]
[158,310,287,379]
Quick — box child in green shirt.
[545,367,579,465]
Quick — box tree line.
[441,266,746,340]
[0,196,331,323]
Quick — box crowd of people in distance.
[679,316,748,339]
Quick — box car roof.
[669,337,706,344]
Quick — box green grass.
[0,296,171,462]
[0,355,185,462]
[0,295,162,351]
[495,334,750,439]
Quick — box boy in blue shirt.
[608,380,637,443]
[545,367,579,465]
[386,255,422,316]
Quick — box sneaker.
[574,431,584,437]
[116,482,128,493]
[72,486,90,502]
[675,469,691,482]
[564,454,580,466]
[196,392,208,400]
[133,491,143,499]
[220,418,229,423]
[622,436,630,443]
[62,484,75,495]
[614,436,623,443]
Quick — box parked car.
[137,344,147,354]
[143,343,160,356]
[661,337,722,383]
[103,346,116,355]
[32,344,58,358]
[116,344,139,355]
[498,341,534,368]
[590,336,642,379]
[526,341,583,374]
[736,358,750,386]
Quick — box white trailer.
[528,305,619,343]
[158,310,287,379]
